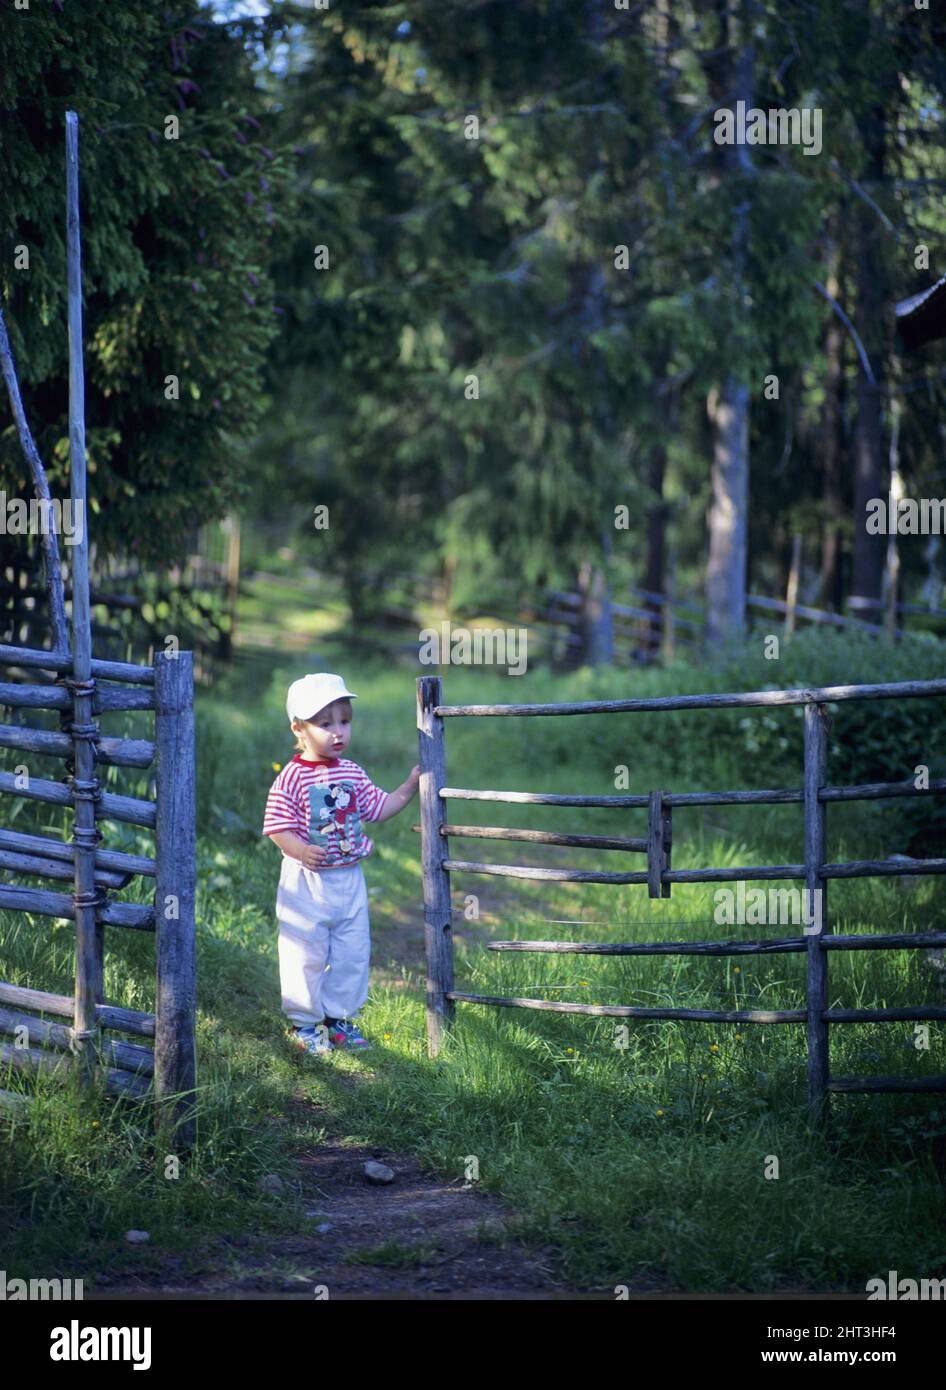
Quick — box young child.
[262,672,420,1055]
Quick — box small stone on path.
[364,1160,395,1185]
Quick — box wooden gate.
[417,674,946,1115]
[0,112,196,1141]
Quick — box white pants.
[276,859,371,1026]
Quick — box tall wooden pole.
[66,111,101,1079]
[647,790,668,899]
[155,651,197,1146]
[804,702,829,1118]
[417,676,455,1056]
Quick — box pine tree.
[0,1,297,564]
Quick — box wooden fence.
[416,674,946,1116]
[0,112,197,1140]
[0,644,196,1139]
[0,514,239,687]
[545,585,946,666]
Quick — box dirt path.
[121,637,605,1298]
[88,1104,586,1299]
[87,873,617,1300]
[87,841,586,1297]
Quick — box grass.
[1,596,945,1292]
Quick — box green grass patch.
[2,610,945,1291]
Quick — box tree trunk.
[640,373,683,660]
[577,555,614,668]
[819,228,844,610]
[706,378,750,647]
[640,439,667,660]
[343,559,367,630]
[703,0,753,648]
[850,101,889,614]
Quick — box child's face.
[293,699,352,761]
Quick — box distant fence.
[240,560,946,672]
[415,674,946,1116]
[545,586,946,665]
[1,515,239,687]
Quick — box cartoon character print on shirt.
[310,780,363,857]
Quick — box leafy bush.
[472,628,946,854]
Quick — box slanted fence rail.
[415,675,946,1115]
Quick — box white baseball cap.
[286,673,358,723]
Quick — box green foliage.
[0,1,297,562]
[3,623,945,1290]
[240,0,946,629]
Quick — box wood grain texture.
[0,770,155,827]
[417,676,455,1057]
[486,932,946,956]
[0,981,155,1037]
[804,703,829,1118]
[154,651,197,1145]
[0,884,153,929]
[0,827,154,878]
[0,722,153,768]
[414,823,648,852]
[647,789,668,899]
[434,677,946,717]
[0,643,154,685]
[0,1005,154,1074]
[0,847,129,890]
[0,680,157,714]
[448,992,805,1022]
[0,1038,150,1097]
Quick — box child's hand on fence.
[408,764,421,791]
[299,842,331,869]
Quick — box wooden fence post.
[65,109,101,1083]
[647,790,670,898]
[417,675,455,1057]
[804,702,829,1119]
[154,650,197,1146]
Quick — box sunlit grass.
[1,614,945,1290]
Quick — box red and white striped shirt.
[262,754,388,868]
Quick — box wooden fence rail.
[543,584,946,664]
[416,674,946,1116]
[0,645,195,1126]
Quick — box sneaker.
[325,1018,370,1050]
[289,1024,334,1056]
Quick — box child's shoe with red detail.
[289,1023,334,1055]
[325,1018,370,1050]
